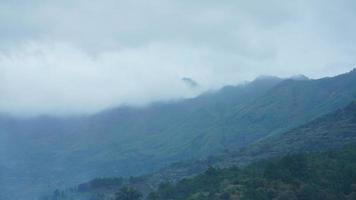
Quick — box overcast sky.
[0,0,356,116]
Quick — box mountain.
[2,69,356,199]
[47,100,356,200]
[152,99,356,185]
[224,69,356,142]
[242,100,356,159]
[0,75,283,199]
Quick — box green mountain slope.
[243,100,356,159]
[42,92,356,200]
[79,69,356,168]
[214,69,356,150]
[46,145,356,200]
[2,70,356,199]
[150,100,356,185]
[0,76,283,199]
[148,144,356,200]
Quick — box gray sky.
[0,0,356,116]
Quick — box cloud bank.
[0,0,356,116]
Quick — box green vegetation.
[243,100,356,159]
[43,98,356,200]
[78,177,123,192]
[115,187,142,200]
[150,145,356,200]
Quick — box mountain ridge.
[45,99,356,199]
[2,70,356,199]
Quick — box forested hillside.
[45,100,356,200]
[147,144,356,200]
[243,100,356,159]
[2,70,356,199]
[45,144,356,200]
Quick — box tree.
[115,186,142,200]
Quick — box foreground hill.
[2,70,356,199]
[147,144,356,200]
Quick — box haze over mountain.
[37,75,356,200]
[1,0,356,116]
[1,69,356,199]
[1,1,356,200]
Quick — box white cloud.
[0,41,218,116]
[0,0,356,116]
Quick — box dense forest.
[147,144,356,200]
[48,144,356,200]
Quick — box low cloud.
[0,0,356,116]
[0,42,215,116]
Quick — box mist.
[1,0,356,116]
